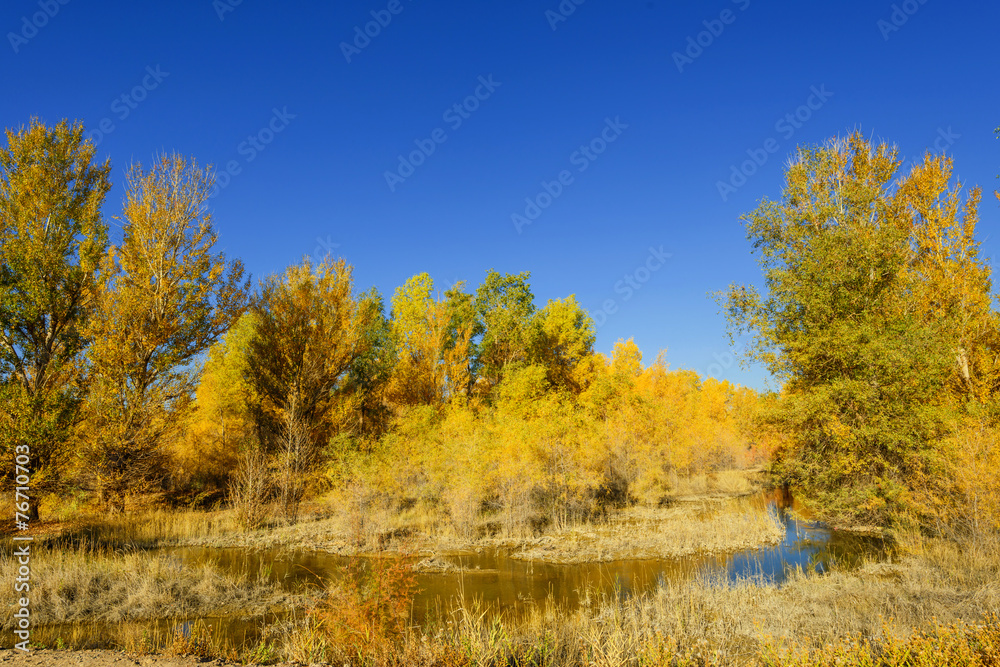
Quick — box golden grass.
[13,497,1000,666]
[16,471,998,666]
[185,471,781,563]
[511,500,784,563]
[669,468,763,499]
[62,508,240,547]
[262,529,1000,666]
[0,541,294,630]
[412,533,1000,667]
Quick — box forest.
[2,119,1000,666]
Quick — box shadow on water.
[31,490,888,651]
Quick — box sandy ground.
[0,651,254,667]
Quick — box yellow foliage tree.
[85,155,249,511]
[245,258,374,521]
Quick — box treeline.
[0,119,765,528]
[11,119,992,539]
[177,259,769,530]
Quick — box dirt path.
[0,651,260,667]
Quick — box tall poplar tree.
[0,119,111,518]
[85,154,249,510]
[244,258,370,521]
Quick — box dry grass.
[669,468,763,500]
[12,508,241,549]
[0,541,295,630]
[511,500,784,563]
[14,514,999,666]
[407,533,1000,667]
[187,471,780,563]
[256,531,999,666]
[185,496,785,566]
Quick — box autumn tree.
[475,269,536,388]
[388,274,448,405]
[336,290,396,444]
[387,274,477,406]
[0,119,111,518]
[85,155,249,511]
[174,311,258,498]
[723,132,992,527]
[442,282,480,400]
[245,257,371,521]
[530,295,596,394]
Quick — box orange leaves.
[307,555,419,659]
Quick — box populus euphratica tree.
[245,258,374,522]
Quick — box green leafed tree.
[475,269,536,388]
[0,119,111,518]
[722,132,993,528]
[339,289,396,444]
[443,281,482,398]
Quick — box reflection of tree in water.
[719,496,888,582]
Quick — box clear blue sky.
[3,0,998,390]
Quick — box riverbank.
[168,497,784,565]
[276,532,998,666]
[0,544,297,631]
[150,470,785,564]
[6,469,779,558]
[23,470,1000,666]
[7,533,997,666]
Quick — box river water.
[32,491,887,650]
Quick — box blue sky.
[3,0,998,390]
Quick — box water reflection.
[32,491,887,650]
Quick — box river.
[31,490,888,650]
